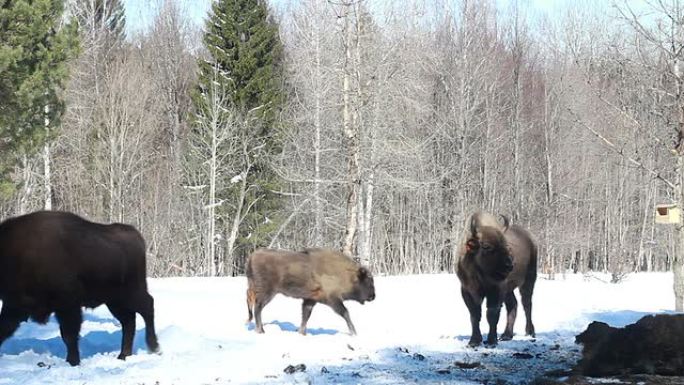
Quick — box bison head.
[352,266,375,304]
[465,213,513,281]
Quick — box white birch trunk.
[313,15,323,247]
[43,104,52,210]
[225,171,248,276]
[342,2,360,258]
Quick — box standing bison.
[245,248,375,336]
[0,211,159,366]
[456,211,537,347]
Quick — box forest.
[2,0,684,288]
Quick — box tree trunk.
[511,0,522,222]
[637,181,653,272]
[674,53,684,310]
[43,104,52,210]
[543,82,554,275]
[674,154,684,311]
[225,171,248,276]
[313,17,323,247]
[207,121,217,277]
[17,155,34,215]
[342,2,360,258]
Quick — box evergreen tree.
[199,0,282,128]
[192,0,284,274]
[0,0,79,197]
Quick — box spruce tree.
[193,0,284,274]
[0,0,78,197]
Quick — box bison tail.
[521,240,538,298]
[528,241,539,281]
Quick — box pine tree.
[192,0,284,275]
[0,0,79,197]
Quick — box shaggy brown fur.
[457,211,537,346]
[575,314,684,377]
[246,248,375,335]
[0,211,159,366]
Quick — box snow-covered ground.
[0,272,675,384]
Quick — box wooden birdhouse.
[655,204,681,224]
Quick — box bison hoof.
[298,329,307,336]
[255,328,265,334]
[467,339,482,348]
[148,343,161,354]
[67,357,80,366]
[499,333,513,341]
[117,353,128,361]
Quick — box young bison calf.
[457,211,537,347]
[245,248,375,336]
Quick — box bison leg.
[329,299,356,336]
[485,294,503,346]
[246,288,256,325]
[55,306,83,366]
[107,303,136,360]
[254,292,275,334]
[520,280,535,337]
[461,289,483,347]
[135,292,160,354]
[299,299,316,335]
[500,291,517,341]
[0,303,26,347]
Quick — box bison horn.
[470,213,479,237]
[499,214,510,232]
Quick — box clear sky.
[122,0,213,34]
[122,0,286,35]
[121,0,645,35]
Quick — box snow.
[0,272,675,384]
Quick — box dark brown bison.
[245,248,375,336]
[456,211,537,346]
[575,314,684,376]
[0,211,159,366]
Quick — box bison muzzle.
[456,211,537,347]
[0,211,159,366]
[245,248,375,336]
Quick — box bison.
[575,314,684,376]
[245,248,375,336]
[0,211,159,366]
[456,211,537,347]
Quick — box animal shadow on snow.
[0,312,148,360]
[246,320,338,335]
[314,333,575,384]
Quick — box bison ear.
[465,238,478,253]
